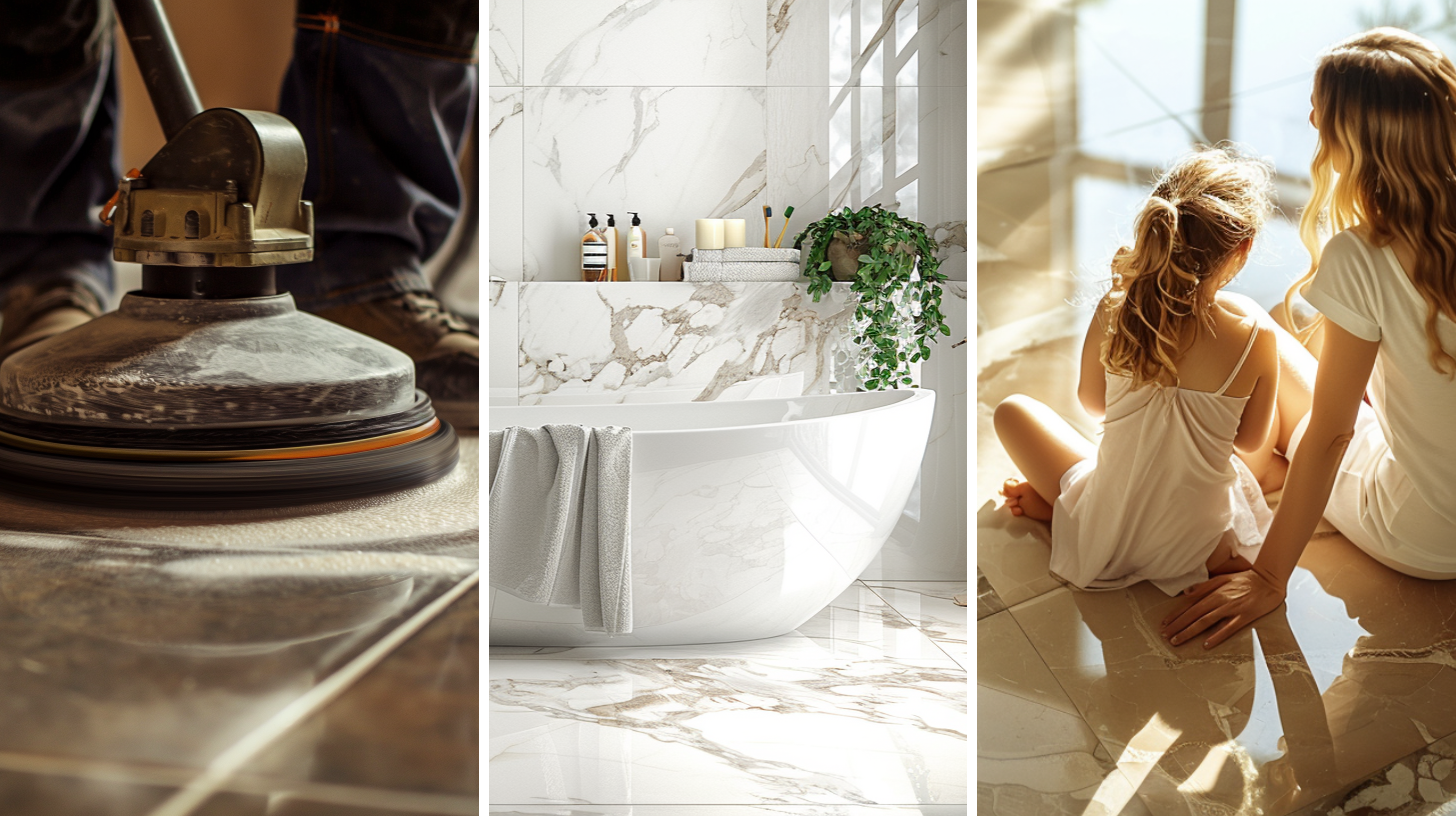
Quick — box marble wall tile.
[515,282,851,404]
[523,0,766,87]
[522,86,767,281]
[488,0,523,87]
[765,86,840,254]
[489,90,525,281]
[488,281,518,399]
[919,0,967,88]
[920,84,968,281]
[767,0,830,86]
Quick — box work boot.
[314,292,477,430]
[0,282,104,364]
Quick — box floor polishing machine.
[0,0,460,509]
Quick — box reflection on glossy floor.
[488,581,968,813]
[0,437,480,815]
[980,2,1456,814]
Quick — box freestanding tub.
[488,388,935,646]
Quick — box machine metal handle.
[112,0,204,139]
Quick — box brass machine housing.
[111,108,314,268]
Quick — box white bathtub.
[488,389,935,646]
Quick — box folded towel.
[692,247,801,263]
[487,425,633,634]
[684,261,802,281]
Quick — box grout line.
[143,571,481,816]
[221,775,479,815]
[0,754,480,815]
[860,581,963,668]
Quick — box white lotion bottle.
[658,228,682,281]
[627,211,645,263]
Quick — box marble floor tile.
[1294,728,1456,815]
[862,581,968,670]
[489,808,970,815]
[489,653,966,807]
[978,611,1074,718]
[231,588,478,798]
[0,769,184,816]
[1007,533,1456,815]
[193,792,473,816]
[0,532,475,777]
[977,678,1124,815]
[978,606,1155,816]
[977,569,1008,620]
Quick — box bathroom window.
[829,0,921,217]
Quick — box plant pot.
[825,233,919,282]
[825,232,866,281]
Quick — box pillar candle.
[695,218,725,250]
[723,219,746,248]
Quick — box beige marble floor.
[980,2,1456,814]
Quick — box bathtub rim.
[488,387,935,436]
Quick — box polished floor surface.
[0,437,480,815]
[980,1,1456,814]
[488,580,968,814]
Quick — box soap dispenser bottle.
[627,211,646,264]
[581,213,608,282]
[605,213,620,281]
[658,227,682,281]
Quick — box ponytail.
[1101,148,1273,387]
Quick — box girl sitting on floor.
[994,146,1285,594]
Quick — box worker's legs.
[0,1,116,356]
[273,0,479,426]
[274,0,477,311]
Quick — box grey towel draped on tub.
[487,425,633,634]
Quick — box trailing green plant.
[793,205,950,390]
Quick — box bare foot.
[1001,478,1053,522]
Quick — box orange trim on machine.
[0,419,440,463]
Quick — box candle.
[723,219,746,248]
[695,218,725,250]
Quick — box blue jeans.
[0,0,477,312]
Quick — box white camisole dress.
[1049,327,1273,595]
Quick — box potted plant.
[793,205,950,390]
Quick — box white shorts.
[1289,405,1456,579]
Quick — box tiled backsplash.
[489,280,853,404]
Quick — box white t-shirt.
[1305,229,1456,527]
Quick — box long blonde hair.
[1103,147,1273,386]
[1293,27,1456,373]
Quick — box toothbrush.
[772,205,795,249]
[763,205,772,247]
